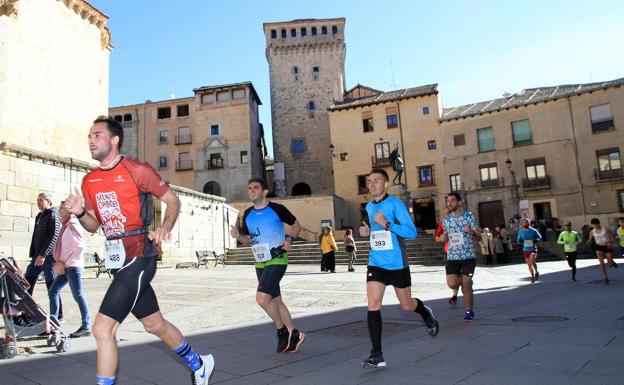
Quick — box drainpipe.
[395,101,407,190]
[566,96,587,224]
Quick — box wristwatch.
[384,222,390,231]
[285,235,295,242]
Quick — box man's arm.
[556,232,565,245]
[39,209,61,258]
[149,189,180,243]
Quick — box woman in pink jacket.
[48,204,91,338]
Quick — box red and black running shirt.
[82,157,169,259]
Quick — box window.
[210,124,219,136]
[158,156,168,169]
[157,107,171,120]
[201,93,215,104]
[158,130,168,144]
[281,29,286,38]
[453,134,465,147]
[512,119,532,146]
[113,115,122,122]
[123,114,132,121]
[477,127,495,152]
[293,66,299,74]
[423,106,430,115]
[357,175,369,194]
[177,104,189,117]
[590,104,614,133]
[301,27,307,36]
[362,111,374,132]
[176,152,192,171]
[618,189,624,211]
[427,140,437,150]
[207,153,223,169]
[291,28,296,37]
[311,26,317,35]
[340,152,348,161]
[308,101,315,111]
[240,151,248,164]
[292,139,305,154]
[332,25,338,34]
[374,142,390,166]
[597,148,621,171]
[312,66,319,80]
[479,163,498,181]
[418,165,434,186]
[449,174,461,192]
[386,115,398,128]
[525,158,546,180]
[176,126,191,145]
[271,29,276,39]
[321,26,327,35]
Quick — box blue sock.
[96,375,116,385]
[172,339,202,371]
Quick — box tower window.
[271,29,276,39]
[332,25,338,35]
[311,26,317,35]
[308,101,316,110]
[321,26,327,35]
[301,27,307,36]
[423,106,430,115]
[312,66,320,80]
[291,28,296,37]
[281,29,286,38]
[293,66,299,80]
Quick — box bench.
[195,250,226,268]
[84,252,111,278]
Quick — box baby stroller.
[0,254,70,359]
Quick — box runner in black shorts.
[65,116,213,385]
[441,192,481,322]
[230,178,305,353]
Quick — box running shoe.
[464,309,475,322]
[69,327,91,338]
[448,295,458,306]
[191,354,214,385]
[422,306,439,337]
[534,271,539,280]
[530,276,535,284]
[362,350,386,369]
[277,328,289,353]
[284,329,305,353]
[604,278,610,285]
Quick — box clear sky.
[94,0,624,157]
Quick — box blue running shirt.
[443,211,479,261]
[365,194,417,270]
[517,227,542,251]
[240,202,296,267]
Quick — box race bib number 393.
[104,239,126,269]
[370,230,393,251]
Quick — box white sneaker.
[191,354,214,385]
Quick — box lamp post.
[505,158,520,214]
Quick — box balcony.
[175,159,193,171]
[523,175,551,190]
[595,167,624,181]
[206,158,224,169]
[121,120,135,128]
[175,134,192,145]
[475,177,504,189]
[371,156,391,168]
[158,137,169,145]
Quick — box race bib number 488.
[104,239,126,269]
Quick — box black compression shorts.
[99,256,159,323]
[366,266,412,288]
[256,264,287,298]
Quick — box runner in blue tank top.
[358,168,439,369]
[516,218,542,283]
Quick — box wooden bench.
[84,252,111,278]
[195,250,226,268]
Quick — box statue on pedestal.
[389,145,404,185]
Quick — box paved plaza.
[1,258,623,385]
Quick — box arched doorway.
[291,182,311,196]
[203,181,221,196]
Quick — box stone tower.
[264,18,346,196]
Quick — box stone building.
[0,0,111,163]
[263,18,346,196]
[109,82,267,202]
[440,78,624,230]
[328,84,445,230]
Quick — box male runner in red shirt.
[64,116,213,385]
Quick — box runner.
[435,207,458,306]
[359,169,438,369]
[556,221,581,281]
[64,116,213,385]
[441,192,481,322]
[587,218,617,284]
[615,217,624,259]
[517,218,542,283]
[229,178,305,354]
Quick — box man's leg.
[366,281,385,356]
[257,292,288,328]
[461,275,474,311]
[595,251,608,279]
[605,251,615,267]
[531,253,539,279]
[446,274,460,305]
[394,286,438,336]
[525,256,535,279]
[93,313,121,380]
[24,262,41,296]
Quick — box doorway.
[533,202,552,222]
[413,199,436,230]
[478,200,504,231]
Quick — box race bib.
[524,240,534,247]
[104,239,125,269]
[594,233,607,245]
[370,230,393,251]
[251,243,272,263]
[448,232,465,247]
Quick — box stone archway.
[203,181,221,196]
[291,182,311,196]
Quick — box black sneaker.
[70,327,91,338]
[276,328,289,353]
[534,271,539,280]
[362,350,386,369]
[611,262,618,269]
[604,278,610,285]
[422,306,439,337]
[284,329,305,353]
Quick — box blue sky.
[95,0,624,156]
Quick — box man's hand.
[359,221,370,237]
[35,255,45,267]
[374,212,388,228]
[148,228,171,245]
[64,186,85,215]
[230,225,239,239]
[463,225,473,234]
[281,237,293,251]
[442,231,449,242]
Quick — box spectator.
[320,226,338,273]
[480,228,494,265]
[344,229,357,272]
